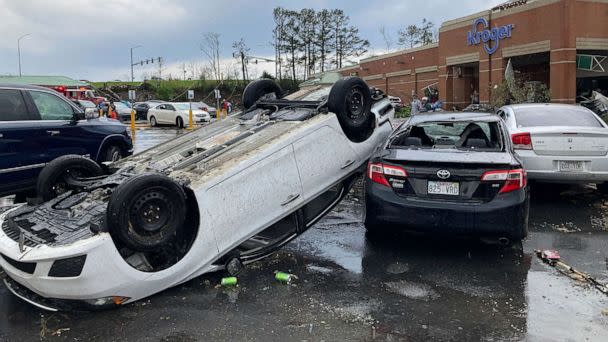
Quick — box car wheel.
[37,155,104,201]
[150,116,157,127]
[242,79,283,109]
[328,77,375,143]
[106,173,187,252]
[176,116,184,129]
[103,144,123,162]
[597,182,608,194]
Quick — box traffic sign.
[187,90,194,100]
[128,90,136,100]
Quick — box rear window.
[0,89,30,121]
[390,120,504,151]
[514,107,602,128]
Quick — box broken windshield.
[391,121,504,151]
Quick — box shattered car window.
[391,121,504,151]
[300,86,332,101]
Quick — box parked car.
[133,102,158,121]
[193,101,217,118]
[113,102,134,122]
[388,96,404,110]
[365,112,529,243]
[147,102,210,127]
[0,77,394,310]
[71,99,97,111]
[498,104,608,192]
[0,84,133,200]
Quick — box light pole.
[17,34,31,77]
[130,45,142,82]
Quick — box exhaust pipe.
[498,237,511,246]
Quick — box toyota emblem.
[437,169,451,179]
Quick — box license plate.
[559,161,584,172]
[427,181,459,196]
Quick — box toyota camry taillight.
[481,168,526,194]
[368,162,407,187]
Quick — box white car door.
[163,104,177,125]
[150,104,166,124]
[292,124,359,200]
[202,144,303,253]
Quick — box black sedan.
[365,113,529,243]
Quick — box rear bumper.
[365,180,529,239]
[517,150,608,183]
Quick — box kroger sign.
[467,17,514,55]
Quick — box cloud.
[0,0,506,81]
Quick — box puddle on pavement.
[131,128,184,154]
[384,280,439,300]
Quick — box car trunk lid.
[379,150,517,202]
[524,127,608,156]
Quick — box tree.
[398,25,419,48]
[282,10,301,81]
[179,62,187,80]
[271,7,366,79]
[298,8,318,79]
[201,32,221,80]
[397,19,435,48]
[331,10,369,69]
[315,9,335,72]
[261,71,275,79]
[272,7,288,80]
[379,25,393,53]
[232,38,250,83]
[418,18,434,46]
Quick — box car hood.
[383,149,515,164]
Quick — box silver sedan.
[498,103,608,192]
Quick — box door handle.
[281,193,300,206]
[341,159,355,169]
[46,130,61,136]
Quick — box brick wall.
[337,0,608,107]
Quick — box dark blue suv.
[0,84,133,198]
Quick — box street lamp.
[130,45,142,82]
[17,34,31,77]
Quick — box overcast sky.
[0,0,504,81]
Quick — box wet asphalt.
[1,126,608,341]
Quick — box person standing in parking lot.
[411,94,421,115]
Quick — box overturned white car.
[0,76,394,311]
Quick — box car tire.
[328,77,375,143]
[597,182,608,194]
[106,173,187,252]
[37,155,104,201]
[150,116,157,127]
[242,79,283,109]
[176,116,184,129]
[103,144,123,162]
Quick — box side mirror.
[85,108,99,119]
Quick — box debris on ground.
[220,277,237,286]
[535,249,608,296]
[275,271,298,284]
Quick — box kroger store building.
[336,0,608,109]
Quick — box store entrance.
[576,50,608,102]
[448,62,479,110]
